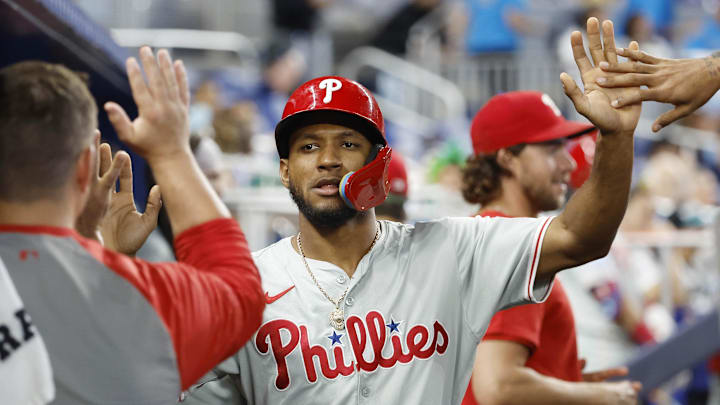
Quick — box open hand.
[99,155,162,256]
[597,48,720,132]
[75,136,126,241]
[104,47,191,164]
[561,18,642,136]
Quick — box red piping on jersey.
[528,217,552,300]
[0,224,77,237]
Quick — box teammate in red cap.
[375,152,410,222]
[460,90,641,405]
[186,18,645,405]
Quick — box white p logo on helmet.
[319,78,342,104]
[541,93,562,117]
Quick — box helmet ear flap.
[365,144,384,165]
[339,146,393,211]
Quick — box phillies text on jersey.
[185,216,555,405]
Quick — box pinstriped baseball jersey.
[185,216,556,405]
[0,218,264,405]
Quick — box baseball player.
[185,18,641,404]
[0,47,264,404]
[459,91,641,405]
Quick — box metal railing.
[337,46,467,134]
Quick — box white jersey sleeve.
[445,215,555,337]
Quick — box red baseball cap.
[387,152,409,198]
[470,91,595,154]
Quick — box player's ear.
[279,158,290,189]
[496,148,514,171]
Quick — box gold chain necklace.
[297,223,380,330]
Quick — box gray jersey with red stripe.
[0,231,181,404]
[185,216,555,405]
[0,219,263,405]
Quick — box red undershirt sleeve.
[482,301,546,355]
[78,218,264,390]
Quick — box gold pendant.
[330,308,345,330]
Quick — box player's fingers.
[602,20,618,64]
[157,49,180,101]
[599,60,658,74]
[125,57,152,109]
[571,31,593,74]
[616,45,661,64]
[174,60,190,109]
[143,185,162,221]
[561,72,588,115]
[99,142,112,177]
[594,367,629,381]
[653,105,693,132]
[104,102,135,144]
[139,46,167,99]
[631,381,643,392]
[596,73,651,88]
[586,17,605,66]
[99,150,127,192]
[609,88,654,108]
[116,151,134,194]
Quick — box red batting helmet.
[275,76,386,158]
[275,76,392,211]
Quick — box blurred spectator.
[245,42,307,134]
[621,0,674,39]
[427,141,465,192]
[212,102,256,153]
[370,0,442,57]
[623,13,673,59]
[191,134,230,198]
[685,8,720,52]
[271,0,333,77]
[460,0,530,54]
[272,0,330,35]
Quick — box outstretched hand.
[561,18,642,136]
[104,47,191,164]
[99,155,162,256]
[596,48,720,132]
[75,135,127,241]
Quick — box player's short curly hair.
[462,144,526,205]
[0,61,96,201]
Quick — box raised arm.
[472,341,640,405]
[105,47,229,235]
[102,47,265,390]
[537,18,641,277]
[596,47,720,132]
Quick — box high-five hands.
[561,18,642,136]
[99,154,162,256]
[596,46,720,132]
[104,47,191,163]
[75,135,161,256]
[104,47,230,235]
